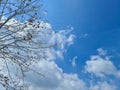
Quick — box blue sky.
[43,0,120,89]
[0,0,119,89]
[44,0,120,70]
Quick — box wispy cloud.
[97,48,107,56]
[79,33,88,38]
[71,56,77,68]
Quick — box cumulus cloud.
[26,47,119,90]
[0,18,77,89]
[89,81,117,90]
[0,18,75,61]
[26,60,63,89]
[55,73,86,90]
[8,19,85,90]
[85,48,120,78]
[1,18,120,90]
[26,60,86,90]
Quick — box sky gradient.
[1,0,120,90]
[43,0,120,90]
[44,0,120,71]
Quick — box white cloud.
[54,30,75,50]
[71,56,77,68]
[26,48,120,90]
[55,73,86,90]
[79,33,88,38]
[97,48,106,56]
[27,60,86,90]
[89,81,117,90]
[6,18,84,90]
[27,58,118,90]
[0,18,77,89]
[1,18,120,90]
[85,49,120,78]
[26,60,63,89]
[0,18,75,61]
